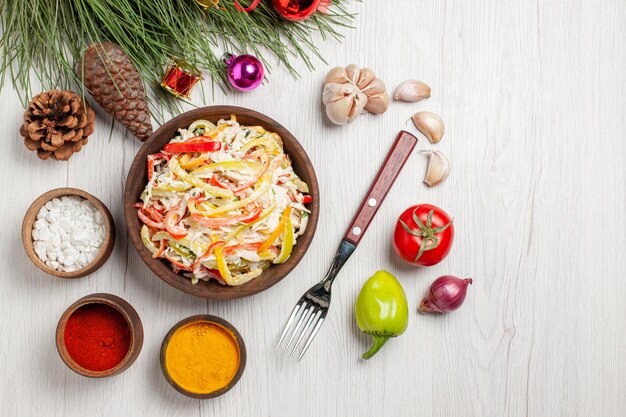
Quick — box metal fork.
[276,131,418,361]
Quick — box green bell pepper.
[355,270,409,359]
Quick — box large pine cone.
[20,90,95,161]
[78,42,153,141]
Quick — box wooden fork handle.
[344,131,418,246]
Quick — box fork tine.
[297,314,326,362]
[276,301,303,350]
[289,308,320,357]
[283,304,312,353]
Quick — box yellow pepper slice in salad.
[169,158,233,199]
[273,209,294,264]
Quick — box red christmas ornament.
[160,58,203,99]
[317,0,332,14]
[271,0,322,21]
[234,0,262,12]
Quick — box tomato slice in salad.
[240,206,262,223]
[163,252,192,272]
[192,241,226,272]
[222,242,264,256]
[134,203,164,222]
[164,140,222,153]
[153,240,166,259]
[191,206,262,228]
[147,153,168,181]
[209,174,231,190]
[136,208,164,229]
[164,209,188,239]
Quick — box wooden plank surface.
[1,0,625,415]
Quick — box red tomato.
[393,204,454,267]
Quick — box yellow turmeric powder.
[165,320,240,394]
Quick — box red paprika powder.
[63,303,131,372]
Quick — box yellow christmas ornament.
[194,0,221,8]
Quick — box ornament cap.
[221,53,237,66]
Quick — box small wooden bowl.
[56,293,144,378]
[124,106,320,299]
[160,314,246,399]
[22,187,115,278]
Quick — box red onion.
[419,275,472,314]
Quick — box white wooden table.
[1,1,625,415]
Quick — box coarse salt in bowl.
[32,195,105,272]
[22,188,116,279]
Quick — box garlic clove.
[412,111,445,143]
[322,83,348,104]
[421,150,450,187]
[349,91,368,121]
[325,67,348,84]
[361,77,386,95]
[324,97,352,125]
[364,92,390,114]
[394,80,431,102]
[356,67,376,89]
[345,64,361,84]
[324,91,367,125]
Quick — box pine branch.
[0,0,354,116]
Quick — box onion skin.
[419,276,472,314]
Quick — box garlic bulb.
[421,150,450,187]
[412,111,445,143]
[322,65,390,125]
[394,80,431,102]
[322,82,367,125]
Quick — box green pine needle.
[0,0,354,118]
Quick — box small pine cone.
[20,90,95,161]
[78,42,153,141]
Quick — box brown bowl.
[56,293,144,378]
[160,314,246,399]
[124,106,319,299]
[22,188,116,278]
